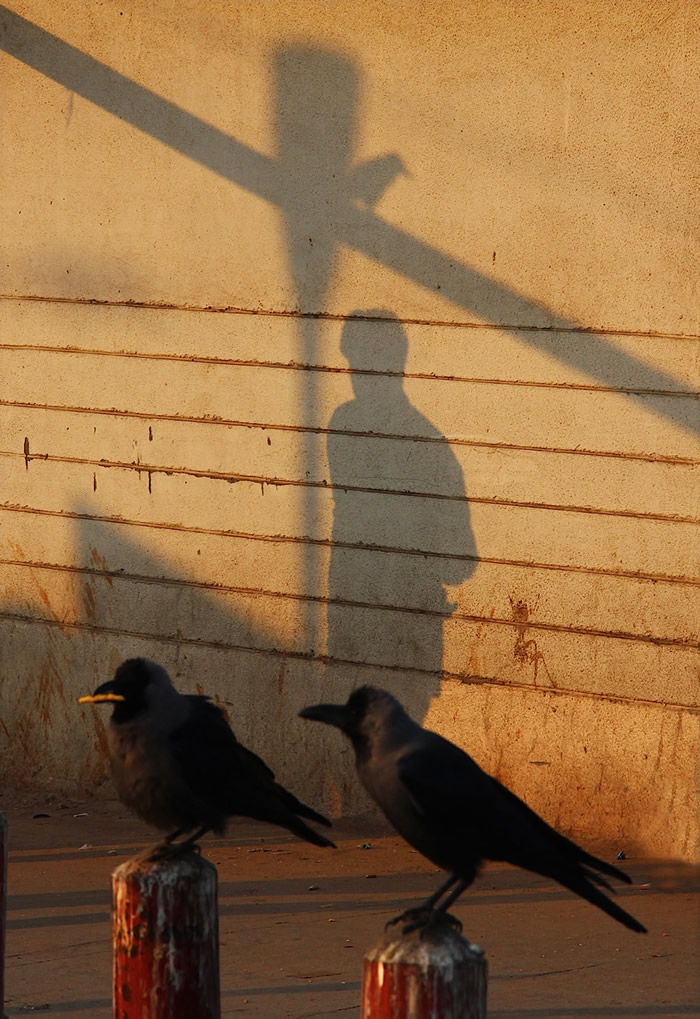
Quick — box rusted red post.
[0,813,7,1019]
[112,852,220,1019]
[362,921,487,1019]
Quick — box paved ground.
[1,791,699,1018]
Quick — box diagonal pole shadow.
[1,7,697,439]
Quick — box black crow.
[299,686,645,933]
[79,657,334,855]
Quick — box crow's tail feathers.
[581,865,616,894]
[285,814,336,849]
[576,847,633,885]
[570,874,646,933]
[274,783,332,828]
[246,794,336,849]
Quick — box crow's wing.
[397,732,629,883]
[391,734,509,871]
[168,697,252,818]
[235,741,331,827]
[169,696,333,846]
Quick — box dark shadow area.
[273,48,360,651]
[222,982,361,1000]
[7,912,108,931]
[7,996,698,1017]
[6,878,652,931]
[9,854,697,913]
[273,47,356,313]
[0,7,696,437]
[6,987,361,1015]
[8,994,694,1017]
[6,1000,112,1016]
[7,855,663,930]
[327,311,476,679]
[497,1004,700,1018]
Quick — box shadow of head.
[340,309,408,379]
[340,309,407,401]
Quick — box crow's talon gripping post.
[385,908,418,931]
[433,910,463,935]
[386,907,464,937]
[144,842,178,863]
[386,907,459,936]
[181,841,203,856]
[144,840,202,863]
[138,842,172,863]
[411,910,463,938]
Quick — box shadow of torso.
[327,374,476,677]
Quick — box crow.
[299,686,645,933]
[79,657,334,856]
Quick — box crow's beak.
[78,693,125,704]
[298,703,347,730]
[78,680,125,705]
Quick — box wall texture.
[1,1,698,860]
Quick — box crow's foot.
[386,907,463,937]
[140,840,203,863]
[385,907,421,932]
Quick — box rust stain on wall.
[5,541,25,560]
[511,597,531,664]
[82,581,96,623]
[33,644,67,736]
[88,544,113,585]
[510,595,556,688]
[213,693,231,725]
[93,711,110,761]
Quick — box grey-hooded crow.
[79,657,334,855]
[299,686,645,933]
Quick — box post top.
[366,921,484,972]
[112,848,217,882]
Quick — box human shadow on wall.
[325,313,476,785]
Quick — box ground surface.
[1,791,698,1018]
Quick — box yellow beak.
[78,693,126,704]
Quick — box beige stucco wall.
[1,1,698,860]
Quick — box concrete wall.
[1,1,698,860]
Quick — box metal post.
[362,921,487,1019]
[112,851,220,1019]
[0,814,7,1019]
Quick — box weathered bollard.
[362,919,487,1019]
[112,851,220,1019]
[0,813,7,1019]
